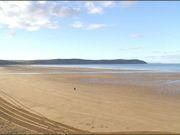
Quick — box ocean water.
[32,64,180,72]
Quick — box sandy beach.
[0,65,180,134]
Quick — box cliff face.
[0,59,147,65]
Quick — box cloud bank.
[0,1,80,31]
[0,1,137,31]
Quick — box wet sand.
[0,65,180,134]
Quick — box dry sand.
[0,65,180,134]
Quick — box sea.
[32,64,180,73]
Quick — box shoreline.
[3,64,180,74]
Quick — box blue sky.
[0,1,180,63]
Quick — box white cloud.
[0,1,80,31]
[99,1,115,8]
[0,1,115,32]
[51,6,80,17]
[85,2,103,14]
[72,21,84,29]
[72,21,108,30]
[120,1,137,8]
[84,1,116,14]
[86,24,107,30]
[37,1,47,4]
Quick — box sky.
[0,1,180,63]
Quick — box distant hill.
[0,59,147,65]
[0,60,19,65]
